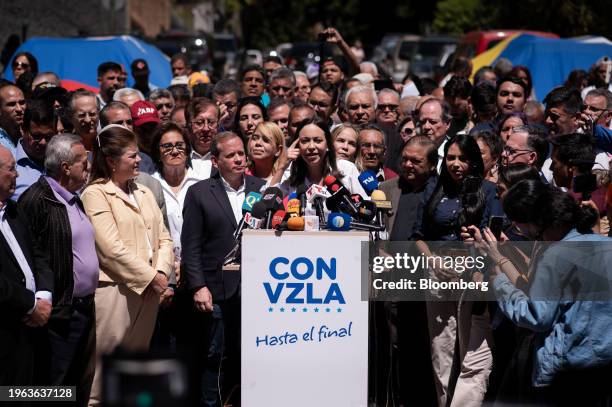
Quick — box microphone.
[243,191,262,212]
[357,170,379,196]
[233,191,263,239]
[286,198,301,217]
[306,184,329,226]
[371,189,393,230]
[296,184,308,216]
[261,187,284,229]
[324,175,359,216]
[327,212,351,231]
[271,210,286,229]
[326,212,385,232]
[287,216,305,231]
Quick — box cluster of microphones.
[233,170,393,238]
[224,171,393,264]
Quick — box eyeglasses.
[191,119,218,129]
[155,103,175,110]
[160,142,186,154]
[30,132,55,142]
[297,85,311,92]
[271,85,292,93]
[12,62,29,69]
[377,104,399,112]
[503,146,533,156]
[401,127,414,136]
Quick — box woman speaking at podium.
[271,118,367,197]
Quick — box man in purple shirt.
[18,134,99,406]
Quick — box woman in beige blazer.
[81,125,174,406]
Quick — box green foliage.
[432,0,487,34]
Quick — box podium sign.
[241,230,369,407]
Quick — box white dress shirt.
[190,150,213,180]
[152,168,201,253]
[220,175,246,224]
[0,203,52,311]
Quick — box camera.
[318,32,331,41]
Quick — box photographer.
[548,132,603,233]
[471,184,612,405]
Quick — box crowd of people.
[1,27,612,407]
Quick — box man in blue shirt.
[14,99,57,199]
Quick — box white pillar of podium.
[241,230,369,407]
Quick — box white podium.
[241,230,369,407]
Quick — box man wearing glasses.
[375,88,402,173]
[14,99,57,199]
[185,98,218,180]
[584,88,612,128]
[357,124,398,181]
[501,125,550,182]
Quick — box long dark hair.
[504,181,595,235]
[425,134,486,233]
[12,52,39,75]
[233,96,268,139]
[288,118,341,187]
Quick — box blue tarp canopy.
[472,34,612,100]
[2,35,172,92]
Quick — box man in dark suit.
[377,135,438,406]
[181,131,265,407]
[0,145,53,385]
[380,135,438,239]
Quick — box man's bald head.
[0,145,17,202]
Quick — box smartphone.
[488,216,504,240]
[374,79,394,91]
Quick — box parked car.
[390,35,458,82]
[371,33,403,74]
[155,30,213,73]
[456,30,559,58]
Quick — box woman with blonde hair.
[331,123,359,162]
[81,124,174,406]
[246,121,286,182]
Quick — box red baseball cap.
[130,100,160,127]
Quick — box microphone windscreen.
[358,170,379,194]
[370,189,387,201]
[242,191,262,212]
[287,216,305,231]
[262,186,284,210]
[271,210,286,229]
[286,199,300,215]
[324,175,337,187]
[327,212,351,231]
[252,201,267,219]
